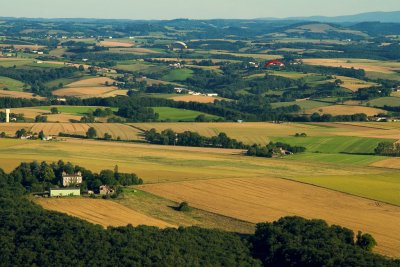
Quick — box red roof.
[265,60,284,67]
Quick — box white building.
[62,171,83,187]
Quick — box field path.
[36,198,174,228]
[140,177,400,257]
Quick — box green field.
[153,107,219,121]
[0,76,25,91]
[288,152,384,165]
[290,173,400,206]
[270,136,392,154]
[367,97,400,108]
[162,68,193,82]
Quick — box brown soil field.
[171,95,219,103]
[0,90,44,99]
[66,77,116,87]
[303,58,400,74]
[140,177,400,257]
[306,105,386,116]
[99,40,134,47]
[36,198,173,228]
[52,86,117,97]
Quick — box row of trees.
[144,129,247,149]
[375,142,400,157]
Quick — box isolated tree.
[104,133,112,140]
[356,231,377,252]
[78,65,85,71]
[86,127,97,139]
[38,130,45,140]
[15,128,27,138]
[50,107,59,114]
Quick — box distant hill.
[269,22,369,40]
[260,11,400,23]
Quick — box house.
[20,134,33,140]
[264,60,285,68]
[169,62,182,69]
[207,93,218,97]
[62,171,83,187]
[50,188,80,197]
[99,185,114,195]
[42,136,53,141]
[37,51,44,55]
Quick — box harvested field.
[303,58,400,74]
[0,90,44,99]
[170,95,219,103]
[52,77,121,97]
[140,177,400,257]
[306,105,386,116]
[99,40,134,47]
[9,107,81,123]
[52,86,118,97]
[36,198,172,228]
[133,121,400,145]
[335,76,378,91]
[0,123,141,140]
[65,77,116,87]
[31,123,90,136]
[110,47,160,54]
[370,158,400,169]
[0,44,45,50]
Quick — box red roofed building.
[264,60,285,68]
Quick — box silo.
[5,109,10,123]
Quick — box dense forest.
[0,164,398,266]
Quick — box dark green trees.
[86,127,97,138]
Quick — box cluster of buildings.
[174,87,218,97]
[49,172,115,197]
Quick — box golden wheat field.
[99,40,134,47]
[0,90,44,99]
[10,107,81,122]
[334,76,378,91]
[0,123,142,140]
[139,177,400,257]
[133,121,400,143]
[52,86,118,97]
[303,58,400,74]
[170,95,219,103]
[65,77,115,87]
[36,198,173,228]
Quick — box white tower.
[5,109,10,123]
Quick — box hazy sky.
[1,0,399,20]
